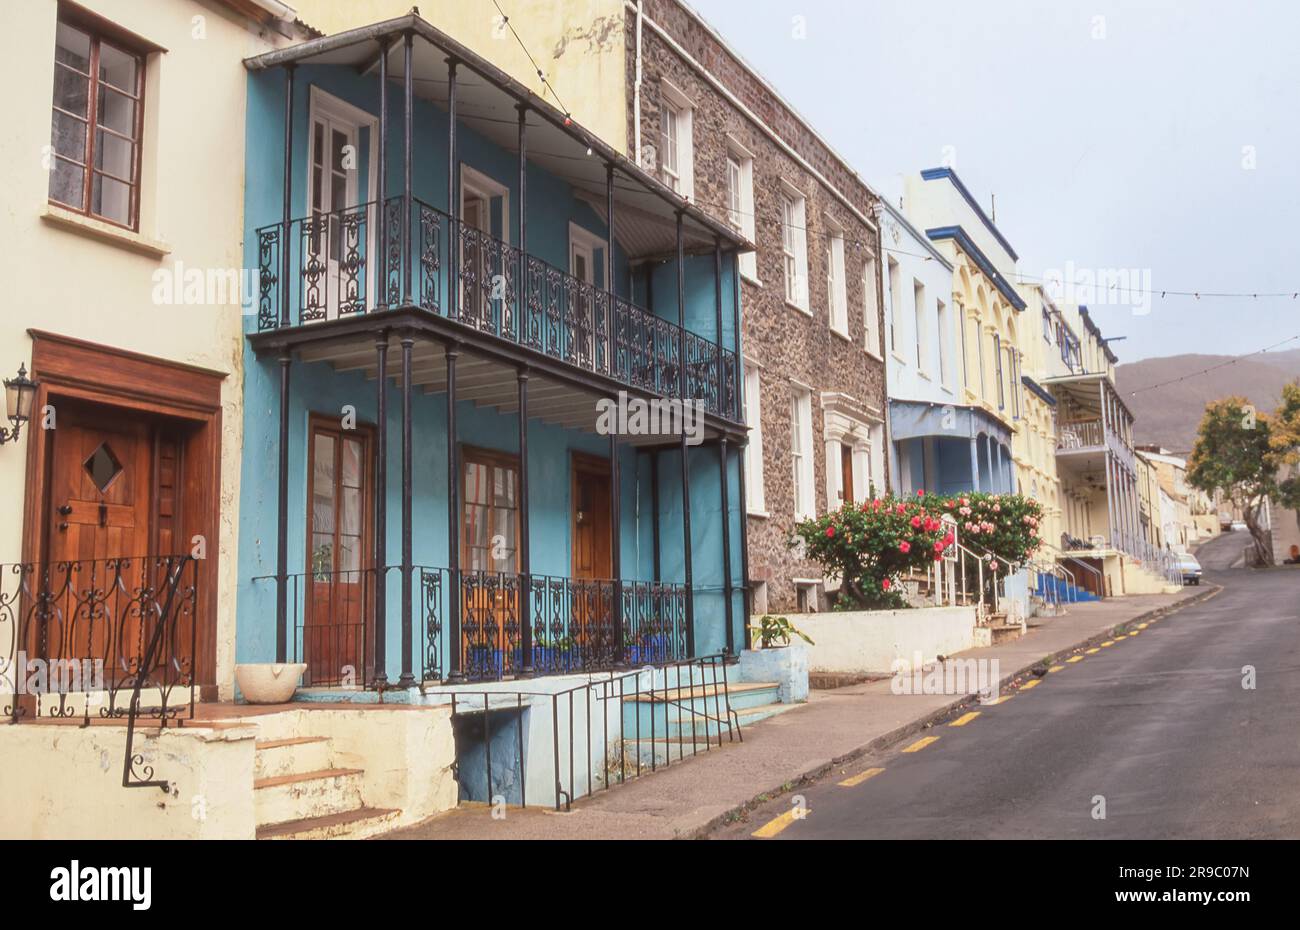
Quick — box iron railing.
[255,197,741,419]
[253,565,689,687]
[423,654,740,812]
[1,556,198,727]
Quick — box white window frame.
[659,80,694,200]
[780,184,809,313]
[743,362,766,515]
[791,387,815,521]
[886,257,903,358]
[913,279,928,375]
[725,138,757,282]
[567,221,606,284]
[936,298,951,389]
[863,258,880,358]
[826,218,848,338]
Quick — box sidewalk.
[379,585,1217,840]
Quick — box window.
[726,145,757,280]
[937,299,951,387]
[886,257,902,354]
[659,82,693,199]
[744,365,765,514]
[976,322,986,398]
[49,15,145,229]
[781,191,808,309]
[462,448,520,574]
[826,224,847,335]
[913,280,928,371]
[1042,307,1053,343]
[308,418,372,579]
[791,388,815,520]
[863,259,880,355]
[993,333,1005,409]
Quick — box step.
[989,623,1025,644]
[655,701,797,738]
[621,680,777,707]
[257,806,401,840]
[254,736,332,781]
[255,767,365,827]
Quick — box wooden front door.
[40,401,186,670]
[570,453,613,658]
[840,445,855,505]
[305,417,374,686]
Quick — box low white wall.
[790,606,980,676]
[0,723,257,839]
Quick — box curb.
[691,583,1221,839]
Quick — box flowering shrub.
[792,490,1044,610]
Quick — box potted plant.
[738,615,812,704]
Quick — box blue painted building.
[235,15,750,688]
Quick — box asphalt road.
[1194,528,1253,570]
[716,566,1300,839]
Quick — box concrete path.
[716,567,1299,839]
[378,585,1213,840]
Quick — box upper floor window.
[826,223,847,336]
[744,364,766,514]
[913,280,928,371]
[780,189,808,310]
[1042,307,1053,343]
[863,259,880,356]
[725,144,756,280]
[993,332,1004,409]
[49,15,144,230]
[659,81,693,199]
[936,299,951,388]
[886,257,901,354]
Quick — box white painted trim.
[306,86,378,213]
[459,163,510,244]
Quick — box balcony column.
[606,161,625,664]
[373,330,390,688]
[446,341,463,682]
[517,368,532,675]
[969,435,981,492]
[279,64,295,327]
[713,240,734,655]
[398,329,415,688]
[377,39,389,309]
[649,450,662,582]
[676,210,695,656]
[402,31,414,304]
[275,348,291,663]
[447,58,459,323]
[516,105,528,341]
[731,250,752,638]
[1104,451,1117,550]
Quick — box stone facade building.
[625,0,889,614]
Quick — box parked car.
[1175,552,1203,585]
[1231,521,1248,532]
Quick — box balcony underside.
[248,306,744,444]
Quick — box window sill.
[830,325,852,343]
[746,508,770,519]
[786,299,813,317]
[41,205,170,259]
[865,347,884,362]
[917,370,932,382]
[741,270,763,288]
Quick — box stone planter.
[234,663,307,704]
[738,641,809,703]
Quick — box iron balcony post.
[719,436,734,656]
[377,39,389,309]
[398,329,415,688]
[517,104,528,341]
[279,64,295,327]
[446,341,464,682]
[517,367,532,675]
[403,30,414,305]
[275,348,291,663]
[731,250,751,636]
[607,161,624,663]
[447,58,459,323]
[676,211,694,656]
[713,238,724,412]
[650,450,661,583]
[373,331,390,688]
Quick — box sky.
[686,0,1300,364]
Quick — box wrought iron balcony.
[258,565,688,687]
[254,197,740,420]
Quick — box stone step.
[257,806,401,840]
[255,767,365,827]
[254,736,332,781]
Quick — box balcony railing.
[255,197,740,419]
[258,565,689,687]
[1056,418,1104,450]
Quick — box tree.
[1187,385,1300,566]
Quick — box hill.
[1114,350,1300,453]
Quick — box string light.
[1125,334,1300,397]
[490,0,571,123]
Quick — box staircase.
[253,726,400,840]
[620,679,793,766]
[1033,573,1099,604]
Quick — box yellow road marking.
[1067,655,1084,663]
[949,711,981,727]
[752,808,810,838]
[1101,640,1115,647]
[838,766,885,787]
[1114,633,1128,639]
[1085,647,1100,654]
[1020,678,1041,690]
[902,735,940,752]
[1136,622,1149,629]
[982,694,1013,706]
[1048,664,1065,673]
[1130,630,1142,635]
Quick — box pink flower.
[910,516,923,529]
[916,489,925,497]
[942,532,955,545]
[959,506,972,516]
[989,560,999,571]
[933,541,945,553]
[826,525,836,538]
[895,504,907,515]
[898,541,911,554]
[993,503,1001,513]
[881,578,891,591]
[960,497,970,507]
